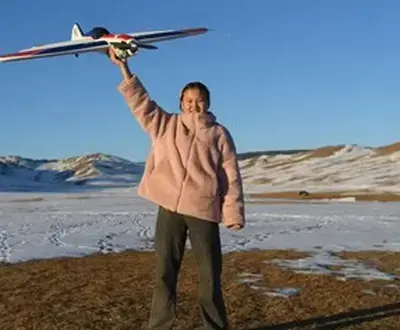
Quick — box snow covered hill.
[1,141,400,194]
[0,153,144,192]
[240,142,400,195]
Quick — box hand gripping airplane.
[0,23,208,63]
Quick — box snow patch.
[237,272,301,298]
[268,251,398,281]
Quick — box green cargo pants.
[148,206,229,330]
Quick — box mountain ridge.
[0,153,144,192]
[1,141,400,194]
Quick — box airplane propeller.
[109,39,158,59]
[107,39,155,61]
[133,42,158,50]
[110,40,158,50]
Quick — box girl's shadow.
[252,302,400,329]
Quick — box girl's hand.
[228,224,243,231]
[109,47,133,80]
[108,47,125,66]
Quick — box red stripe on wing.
[182,28,208,34]
[0,48,42,58]
[103,33,133,41]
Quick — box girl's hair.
[180,81,210,108]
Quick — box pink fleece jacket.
[118,75,245,228]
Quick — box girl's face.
[180,88,208,113]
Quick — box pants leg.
[148,206,188,330]
[185,215,229,330]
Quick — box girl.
[109,48,245,330]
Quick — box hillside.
[1,142,400,197]
[0,153,144,192]
[241,142,400,200]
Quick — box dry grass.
[1,250,400,329]
[249,190,400,202]
[0,196,93,204]
[303,145,344,159]
[251,177,273,185]
[65,195,93,200]
[0,197,46,203]
[374,142,400,156]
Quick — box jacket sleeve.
[218,128,245,228]
[118,74,171,140]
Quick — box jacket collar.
[180,111,216,131]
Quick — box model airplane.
[0,23,208,63]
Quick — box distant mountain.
[240,142,400,195]
[0,153,144,192]
[1,142,400,194]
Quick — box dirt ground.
[1,249,399,329]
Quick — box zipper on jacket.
[176,124,196,211]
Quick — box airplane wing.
[0,27,209,63]
[128,27,208,44]
[0,39,109,63]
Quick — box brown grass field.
[1,249,400,329]
[248,190,400,203]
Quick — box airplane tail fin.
[71,23,84,40]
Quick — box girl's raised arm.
[110,48,171,140]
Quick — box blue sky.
[1,0,399,161]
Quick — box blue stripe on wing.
[38,40,108,55]
[134,28,207,42]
